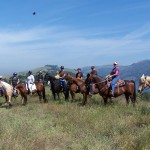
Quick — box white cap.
[113,62,118,65]
[0,76,3,78]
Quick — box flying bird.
[33,12,36,15]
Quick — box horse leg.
[42,86,47,103]
[130,95,136,107]
[125,93,130,106]
[7,96,13,108]
[22,94,27,105]
[82,93,87,105]
[103,97,108,105]
[37,91,42,103]
[57,93,60,99]
[71,92,75,102]
[64,89,69,101]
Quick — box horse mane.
[92,75,105,82]
[49,74,58,81]
[67,75,84,86]
[15,83,25,88]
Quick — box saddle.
[107,79,125,89]
[115,79,125,87]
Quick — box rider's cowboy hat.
[113,62,118,65]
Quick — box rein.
[93,78,107,85]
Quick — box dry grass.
[0,87,150,150]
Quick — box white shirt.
[27,75,35,84]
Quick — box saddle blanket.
[26,84,36,91]
[115,79,125,87]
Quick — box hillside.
[82,59,150,81]
[2,59,150,85]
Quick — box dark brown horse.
[65,75,88,102]
[84,74,136,106]
[15,81,47,105]
[45,74,69,100]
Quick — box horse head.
[138,74,150,92]
[138,74,147,92]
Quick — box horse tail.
[131,80,136,102]
[42,85,46,100]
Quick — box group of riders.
[0,62,120,97]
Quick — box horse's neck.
[94,77,105,87]
[1,81,12,89]
[72,77,84,85]
[49,75,56,81]
[145,76,150,86]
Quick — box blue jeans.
[111,76,120,94]
[59,79,67,91]
[0,87,5,95]
[89,82,94,94]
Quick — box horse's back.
[35,82,44,90]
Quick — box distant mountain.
[82,59,150,81]
[2,60,150,88]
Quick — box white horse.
[0,81,13,107]
[138,74,150,92]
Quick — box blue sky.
[0,0,150,73]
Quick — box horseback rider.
[9,72,20,96]
[0,76,5,96]
[26,71,35,94]
[89,66,98,95]
[107,62,120,97]
[36,70,44,83]
[59,66,67,92]
[76,68,83,79]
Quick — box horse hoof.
[1,103,12,108]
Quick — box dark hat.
[91,66,95,69]
[60,66,64,69]
[13,72,17,75]
[77,68,81,70]
[28,71,32,74]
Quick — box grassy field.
[0,87,150,150]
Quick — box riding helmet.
[91,66,95,69]
[13,72,17,75]
[60,66,64,69]
[28,71,32,74]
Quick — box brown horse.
[84,74,136,106]
[15,81,47,105]
[65,75,89,102]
